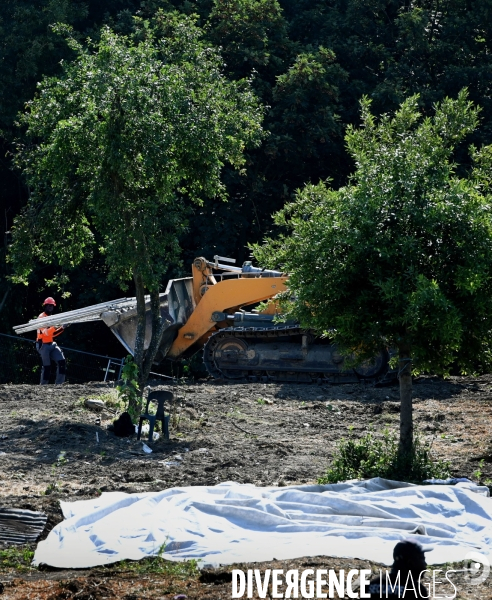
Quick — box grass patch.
[0,546,35,572]
[0,546,199,578]
[318,429,450,484]
[77,390,125,412]
[96,542,200,578]
[98,390,125,410]
[108,556,200,577]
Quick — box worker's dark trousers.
[37,342,66,385]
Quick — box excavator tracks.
[203,326,393,384]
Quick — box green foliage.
[44,481,60,495]
[0,0,87,134]
[473,459,485,482]
[266,46,346,179]
[208,0,290,80]
[318,429,450,484]
[0,546,35,572]
[117,355,140,418]
[9,12,263,385]
[254,90,492,376]
[4,0,492,359]
[0,544,198,577]
[57,450,67,466]
[10,13,263,289]
[107,555,199,577]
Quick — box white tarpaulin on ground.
[33,478,492,568]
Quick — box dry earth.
[0,376,492,599]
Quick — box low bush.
[117,355,140,420]
[318,429,450,484]
[0,546,35,572]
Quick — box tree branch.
[133,271,147,379]
[0,287,9,312]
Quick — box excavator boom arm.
[167,276,288,359]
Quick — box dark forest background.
[1,0,492,358]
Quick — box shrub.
[318,429,450,484]
[117,355,140,420]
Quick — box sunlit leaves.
[10,12,263,292]
[254,89,492,375]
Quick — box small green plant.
[100,539,200,577]
[113,556,200,577]
[44,482,60,495]
[257,398,266,405]
[45,451,67,494]
[0,546,35,572]
[117,355,140,420]
[318,429,450,484]
[97,390,124,411]
[473,459,485,482]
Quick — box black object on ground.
[113,411,135,437]
[368,539,430,598]
[0,507,47,544]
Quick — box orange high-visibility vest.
[36,312,64,343]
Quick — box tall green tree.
[4,0,492,347]
[9,12,263,402]
[254,90,492,459]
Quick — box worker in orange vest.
[36,297,68,385]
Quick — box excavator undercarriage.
[203,325,391,383]
[202,305,391,383]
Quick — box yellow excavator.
[14,256,391,383]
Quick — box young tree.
[9,12,263,406]
[254,90,492,460]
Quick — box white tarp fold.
[33,478,492,568]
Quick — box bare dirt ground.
[1,376,492,599]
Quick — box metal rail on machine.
[12,298,139,334]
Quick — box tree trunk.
[141,288,168,387]
[131,278,170,411]
[398,345,413,459]
[131,272,147,414]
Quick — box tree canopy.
[2,0,492,358]
[8,12,263,389]
[253,89,492,454]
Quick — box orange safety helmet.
[43,297,56,306]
